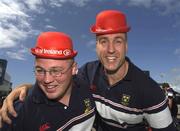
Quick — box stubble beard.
[104,58,126,75]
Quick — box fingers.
[0,111,2,128]
[0,87,21,124]
[0,84,32,126]
[4,88,22,118]
[0,99,12,124]
[6,97,17,118]
[19,84,32,101]
[19,87,27,101]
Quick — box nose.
[107,42,115,53]
[43,72,54,84]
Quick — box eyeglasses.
[34,62,73,77]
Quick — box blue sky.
[0,0,180,91]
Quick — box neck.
[58,83,73,106]
[59,94,71,106]
[106,61,128,86]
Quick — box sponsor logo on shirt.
[84,98,92,114]
[121,94,130,106]
[39,123,50,131]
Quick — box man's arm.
[0,84,32,127]
[0,100,25,131]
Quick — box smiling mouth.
[46,85,56,89]
[106,56,117,62]
[45,85,57,93]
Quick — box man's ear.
[125,42,128,53]
[72,62,78,75]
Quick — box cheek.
[56,74,72,83]
[96,45,105,54]
[36,76,43,83]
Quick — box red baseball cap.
[90,10,130,35]
[31,32,77,59]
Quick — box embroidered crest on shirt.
[39,123,50,131]
[84,98,92,114]
[121,94,130,106]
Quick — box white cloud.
[86,40,95,47]
[0,0,91,60]
[45,25,56,30]
[126,0,180,30]
[167,67,180,92]
[24,0,44,13]
[6,46,29,60]
[1,0,180,60]
[0,0,43,60]
[172,68,180,73]
[45,18,50,22]
[68,0,90,7]
[127,0,180,15]
[128,0,152,8]
[171,77,180,92]
[86,39,96,52]
[175,48,180,56]
[158,67,180,92]
[0,1,28,17]
[6,51,26,60]
[0,1,33,46]
[48,0,90,8]
[160,72,166,79]
[48,0,63,8]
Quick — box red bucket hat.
[31,32,77,59]
[90,10,130,35]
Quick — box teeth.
[47,86,55,89]
[107,56,116,60]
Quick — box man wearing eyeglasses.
[0,10,176,131]
[0,32,96,131]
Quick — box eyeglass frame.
[34,62,74,78]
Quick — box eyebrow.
[97,36,126,41]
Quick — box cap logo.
[63,49,71,56]
[34,48,71,56]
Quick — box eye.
[114,38,125,46]
[35,68,44,74]
[98,39,108,46]
[50,68,62,75]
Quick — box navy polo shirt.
[78,57,176,131]
[1,76,96,131]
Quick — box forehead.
[35,58,72,67]
[96,33,126,39]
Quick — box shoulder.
[79,60,100,73]
[127,58,160,90]
[72,75,91,93]
[77,60,101,84]
[127,58,166,106]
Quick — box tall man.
[0,32,96,131]
[0,10,176,131]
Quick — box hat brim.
[90,25,130,35]
[31,48,77,59]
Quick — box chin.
[105,65,120,74]
[46,93,59,100]
[105,64,118,70]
